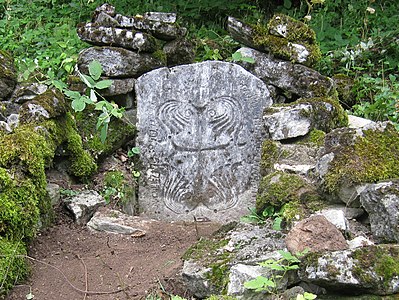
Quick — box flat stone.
[348,115,375,129]
[347,236,373,249]
[163,38,196,67]
[93,12,120,27]
[300,245,399,295]
[136,61,271,222]
[100,78,136,97]
[114,14,187,40]
[143,12,176,24]
[237,47,335,99]
[64,190,105,225]
[77,23,158,52]
[46,183,61,206]
[316,207,349,232]
[285,215,348,253]
[87,208,148,236]
[77,46,164,78]
[10,82,48,104]
[227,17,265,52]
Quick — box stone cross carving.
[136,61,271,222]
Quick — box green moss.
[352,245,399,290]
[0,237,28,297]
[299,129,326,147]
[252,14,321,67]
[206,296,237,300]
[74,108,135,158]
[183,238,231,294]
[152,49,167,64]
[260,139,279,176]
[256,171,306,213]
[324,123,399,193]
[295,97,349,131]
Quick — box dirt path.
[6,210,220,300]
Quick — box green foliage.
[244,249,310,295]
[0,237,28,297]
[59,60,124,143]
[102,171,127,204]
[352,74,399,129]
[240,207,283,230]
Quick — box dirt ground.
[6,207,220,300]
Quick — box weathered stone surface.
[100,78,136,97]
[77,23,158,52]
[348,115,375,129]
[93,11,120,27]
[0,51,17,101]
[143,12,177,24]
[182,222,287,298]
[10,82,48,104]
[316,207,349,232]
[114,14,187,40]
[93,3,116,18]
[360,180,399,243]
[63,190,105,225]
[136,61,271,222]
[87,208,148,236]
[77,46,164,78]
[19,89,67,124]
[285,215,348,253]
[300,245,399,295]
[263,99,346,141]
[46,183,61,206]
[348,236,373,249]
[237,47,335,99]
[0,101,20,122]
[0,121,11,133]
[271,143,319,176]
[314,122,399,205]
[163,38,196,67]
[227,17,266,52]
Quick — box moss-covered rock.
[318,122,399,201]
[332,74,356,108]
[301,245,399,295]
[0,50,17,100]
[74,107,135,159]
[0,237,28,297]
[256,171,322,218]
[252,14,321,67]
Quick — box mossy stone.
[324,123,399,194]
[0,237,28,297]
[260,139,279,176]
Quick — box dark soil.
[6,208,220,300]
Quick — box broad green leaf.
[100,122,108,143]
[95,79,113,89]
[71,98,86,112]
[64,90,81,101]
[81,95,93,104]
[273,217,283,231]
[52,80,67,91]
[89,60,102,80]
[79,73,96,88]
[303,292,317,299]
[278,250,300,263]
[132,170,141,178]
[241,56,255,63]
[231,51,242,61]
[131,147,140,154]
[244,276,275,291]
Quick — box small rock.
[348,236,374,249]
[285,215,348,253]
[163,38,196,67]
[46,183,61,206]
[64,190,105,225]
[316,207,349,232]
[143,12,177,24]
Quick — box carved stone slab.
[136,61,271,222]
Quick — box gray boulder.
[77,23,158,52]
[263,99,346,141]
[360,180,399,243]
[63,190,105,225]
[227,17,266,52]
[0,50,17,101]
[87,208,148,236]
[237,47,335,99]
[100,78,136,97]
[163,38,196,67]
[0,101,20,122]
[77,46,164,78]
[300,245,399,295]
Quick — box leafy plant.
[244,249,312,296]
[240,206,283,230]
[127,146,141,179]
[56,60,124,143]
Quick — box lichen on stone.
[323,123,399,194]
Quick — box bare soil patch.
[6,208,220,300]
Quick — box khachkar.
[136,61,271,222]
